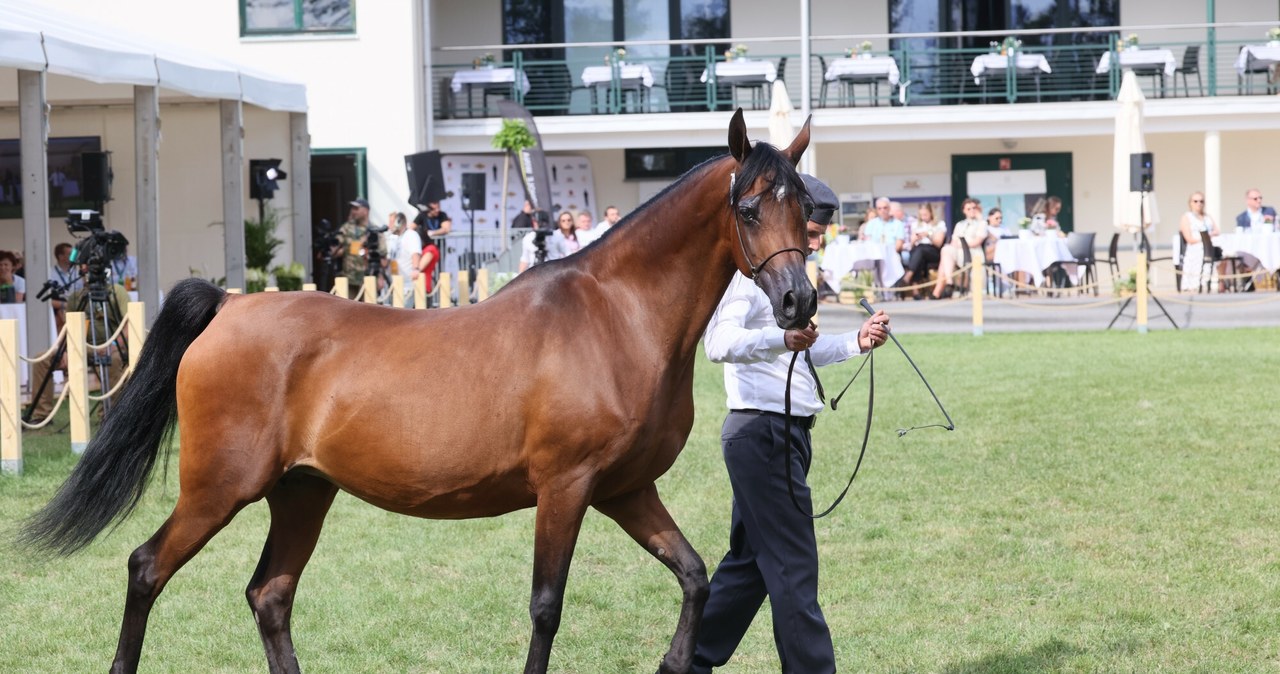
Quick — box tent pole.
[19,69,51,353]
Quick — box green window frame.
[240,0,357,37]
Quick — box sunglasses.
[1191,199,1204,203]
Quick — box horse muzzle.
[758,262,817,330]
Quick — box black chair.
[775,56,788,86]
[1238,47,1278,96]
[522,63,582,116]
[1106,232,1121,282]
[1173,45,1203,97]
[817,55,831,107]
[1065,231,1098,295]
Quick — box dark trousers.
[906,243,941,280]
[692,411,835,674]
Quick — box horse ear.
[728,108,752,163]
[783,115,812,166]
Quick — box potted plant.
[491,119,537,249]
[608,48,627,66]
[272,261,306,291]
[472,53,496,69]
[245,207,284,292]
[245,267,269,294]
[1268,27,1280,47]
[1114,269,1138,297]
[1001,36,1022,56]
[1125,33,1140,51]
[725,44,748,61]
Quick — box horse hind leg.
[595,483,709,674]
[112,488,256,674]
[245,472,339,674]
[524,480,594,674]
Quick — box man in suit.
[1235,189,1276,232]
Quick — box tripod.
[1107,191,1179,331]
[24,266,128,423]
[462,194,479,303]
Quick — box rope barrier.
[836,263,974,294]
[19,386,68,430]
[86,315,129,350]
[992,295,1125,310]
[87,368,131,402]
[18,323,68,364]
[1149,291,1280,308]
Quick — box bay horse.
[20,109,818,674]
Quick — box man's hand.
[858,310,890,351]
[784,324,818,352]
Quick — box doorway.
[310,148,366,289]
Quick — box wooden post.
[302,283,317,292]
[362,276,377,304]
[458,270,471,305]
[391,276,405,307]
[126,302,146,378]
[438,273,453,308]
[413,275,427,309]
[134,85,161,327]
[226,288,242,295]
[1137,251,1149,334]
[0,319,20,474]
[971,263,984,337]
[265,286,279,292]
[220,99,246,291]
[806,261,818,288]
[476,268,489,302]
[332,277,348,298]
[67,312,90,455]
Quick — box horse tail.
[19,278,227,556]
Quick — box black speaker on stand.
[460,172,487,296]
[404,151,447,207]
[1109,151,1176,330]
[81,151,113,209]
[1129,151,1153,192]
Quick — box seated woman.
[930,198,988,299]
[897,203,946,300]
[1178,191,1221,292]
[0,250,24,303]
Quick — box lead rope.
[781,299,954,519]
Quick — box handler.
[694,174,890,674]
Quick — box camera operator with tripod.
[26,211,131,424]
[336,198,389,299]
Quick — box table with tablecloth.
[819,237,905,293]
[825,56,901,85]
[970,53,1052,84]
[1095,48,1178,77]
[450,68,531,116]
[700,59,777,109]
[993,235,1075,287]
[1218,231,1280,273]
[1235,44,1280,73]
[580,63,655,112]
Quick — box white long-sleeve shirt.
[704,273,865,416]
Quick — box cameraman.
[27,265,130,423]
[336,198,388,299]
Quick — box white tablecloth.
[970,53,1052,84]
[825,56,901,86]
[700,59,778,84]
[1218,231,1280,272]
[1096,49,1178,77]
[1235,44,1280,73]
[580,64,655,88]
[993,235,1075,287]
[451,68,531,95]
[820,237,905,290]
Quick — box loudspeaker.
[1129,152,1154,192]
[81,151,113,203]
[404,151,446,206]
[461,172,486,211]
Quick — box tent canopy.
[0,0,306,112]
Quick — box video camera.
[65,209,129,282]
[530,208,556,265]
[364,223,388,277]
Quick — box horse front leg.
[524,481,592,674]
[595,483,709,674]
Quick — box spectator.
[1179,191,1222,292]
[1236,188,1276,232]
[930,198,987,299]
[0,251,23,303]
[335,198,387,299]
[390,211,422,296]
[110,247,138,290]
[551,210,580,256]
[603,204,622,227]
[897,203,946,300]
[575,211,601,246]
[415,200,453,239]
[417,234,441,304]
[512,199,536,230]
[694,173,889,674]
[860,197,906,257]
[518,212,572,273]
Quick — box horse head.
[726,108,817,330]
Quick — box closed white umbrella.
[768,80,795,149]
[1113,70,1159,235]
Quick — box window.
[241,0,355,36]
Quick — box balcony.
[430,25,1279,121]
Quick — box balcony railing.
[432,24,1279,119]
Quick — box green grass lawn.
[2,328,1279,673]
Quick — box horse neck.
[585,161,738,359]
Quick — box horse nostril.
[782,290,797,317]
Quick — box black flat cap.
[800,174,838,226]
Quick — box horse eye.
[739,207,759,224]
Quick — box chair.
[775,56,788,86]
[1106,232,1121,281]
[817,55,831,107]
[522,63,582,116]
[1237,47,1278,96]
[1173,45,1202,97]
[1065,231,1097,295]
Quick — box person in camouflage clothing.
[335,198,388,299]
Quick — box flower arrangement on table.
[472,53,496,69]
[1017,216,1032,229]
[846,41,874,58]
[1124,33,1140,50]
[725,44,748,61]
[607,48,627,65]
[1268,27,1280,44]
[1000,36,1022,55]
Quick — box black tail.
[19,278,226,556]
